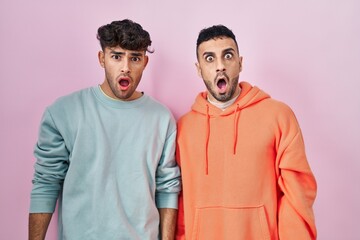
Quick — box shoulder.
[145,95,175,118]
[257,97,296,116]
[53,87,92,105]
[176,110,198,132]
[47,87,93,109]
[143,95,177,130]
[258,98,302,132]
[44,87,94,119]
[177,110,192,123]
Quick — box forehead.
[198,37,238,55]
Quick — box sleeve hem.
[156,192,179,209]
[30,198,57,213]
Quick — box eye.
[131,57,141,62]
[224,53,233,59]
[205,55,214,62]
[112,55,120,60]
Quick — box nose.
[121,58,130,73]
[216,59,226,72]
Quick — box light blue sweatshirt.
[30,86,181,240]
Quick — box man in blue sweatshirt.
[29,19,181,240]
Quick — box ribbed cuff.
[29,198,57,213]
[155,192,179,209]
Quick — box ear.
[239,56,243,72]
[143,55,149,68]
[98,51,105,68]
[195,62,202,78]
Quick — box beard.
[105,71,137,100]
[204,74,239,102]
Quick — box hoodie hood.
[190,81,270,175]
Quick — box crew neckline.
[92,85,147,109]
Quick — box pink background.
[1,0,359,239]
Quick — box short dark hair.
[97,19,153,53]
[196,25,238,57]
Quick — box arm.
[276,112,317,239]
[159,208,178,240]
[28,213,52,240]
[29,109,69,238]
[155,126,181,239]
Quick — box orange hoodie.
[176,82,317,240]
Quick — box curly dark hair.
[196,25,238,58]
[97,19,153,53]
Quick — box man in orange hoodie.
[176,25,317,239]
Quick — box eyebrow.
[223,47,236,53]
[202,47,236,57]
[130,52,144,57]
[110,50,125,55]
[202,51,214,57]
[110,50,144,57]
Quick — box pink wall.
[1,0,359,239]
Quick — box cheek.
[104,65,115,74]
[228,63,241,75]
[200,65,215,78]
[133,66,145,75]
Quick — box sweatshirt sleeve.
[30,109,69,213]
[276,111,317,239]
[155,128,181,209]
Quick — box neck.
[207,88,241,111]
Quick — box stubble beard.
[204,75,239,102]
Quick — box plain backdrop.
[1,0,359,239]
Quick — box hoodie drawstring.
[205,104,240,175]
[233,104,240,155]
[205,104,210,175]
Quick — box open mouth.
[118,78,130,90]
[119,79,129,87]
[216,78,227,93]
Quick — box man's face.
[196,37,242,103]
[98,46,148,101]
